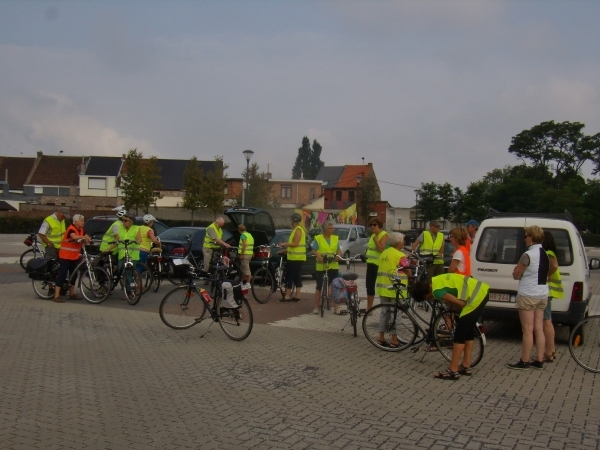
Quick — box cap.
[290,213,302,222]
[429,220,441,227]
[465,219,479,227]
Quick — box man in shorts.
[237,224,254,289]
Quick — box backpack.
[331,277,349,305]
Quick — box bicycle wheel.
[123,267,143,305]
[433,311,485,368]
[20,248,41,271]
[277,267,296,298]
[32,277,55,299]
[137,262,153,294]
[152,260,162,292]
[217,297,253,341]
[350,293,358,337]
[569,315,600,373]
[159,285,207,329]
[167,262,188,285]
[251,267,274,304]
[362,304,416,352]
[320,287,326,317]
[79,266,111,304]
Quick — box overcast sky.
[1,0,599,206]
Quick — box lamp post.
[414,189,420,230]
[355,173,363,225]
[242,150,254,207]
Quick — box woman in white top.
[508,225,549,370]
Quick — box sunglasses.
[369,224,378,227]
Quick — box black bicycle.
[20,232,44,271]
[569,315,600,373]
[159,260,253,341]
[250,245,294,304]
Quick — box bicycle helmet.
[290,213,302,223]
[116,209,126,219]
[143,214,155,224]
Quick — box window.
[281,185,292,198]
[224,186,229,195]
[546,228,573,266]
[348,190,355,202]
[335,190,342,201]
[310,187,315,199]
[34,186,43,194]
[476,227,521,264]
[88,177,106,190]
[358,227,367,239]
[350,228,357,240]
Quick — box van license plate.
[490,293,510,302]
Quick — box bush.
[581,233,600,247]
[0,216,46,234]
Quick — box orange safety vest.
[453,245,471,276]
[59,225,85,260]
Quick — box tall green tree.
[202,156,229,218]
[292,136,324,179]
[119,148,162,215]
[357,172,381,225]
[240,162,276,208]
[182,156,204,225]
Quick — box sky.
[1,0,599,207]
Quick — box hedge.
[581,233,600,247]
[0,217,46,234]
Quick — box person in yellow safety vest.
[311,220,342,314]
[37,207,68,260]
[138,214,162,271]
[542,230,563,363]
[237,224,254,287]
[99,209,127,255]
[202,217,231,272]
[365,217,389,310]
[117,214,141,301]
[375,232,412,348]
[411,220,445,280]
[279,213,306,303]
[411,273,489,380]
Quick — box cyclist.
[311,220,342,314]
[411,273,490,380]
[99,209,127,255]
[411,220,444,280]
[365,217,389,310]
[375,232,411,347]
[279,213,305,302]
[237,223,254,289]
[202,217,231,272]
[138,214,161,270]
[37,207,68,260]
[117,214,141,298]
[54,214,91,302]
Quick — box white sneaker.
[312,309,319,314]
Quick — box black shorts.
[285,260,303,289]
[315,269,339,291]
[366,263,378,296]
[454,295,488,344]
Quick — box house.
[268,178,322,208]
[0,156,36,195]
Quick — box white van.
[471,216,600,330]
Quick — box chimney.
[37,151,43,157]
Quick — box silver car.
[333,225,369,259]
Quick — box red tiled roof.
[0,157,36,189]
[28,155,84,186]
[335,165,373,188]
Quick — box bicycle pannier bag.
[26,258,53,280]
[331,277,349,305]
[221,280,243,308]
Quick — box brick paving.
[0,236,599,449]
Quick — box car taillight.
[571,282,583,301]
[255,249,269,258]
[171,247,185,256]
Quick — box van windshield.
[333,229,349,240]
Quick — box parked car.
[333,224,369,259]
[250,229,316,278]
[84,215,169,242]
[157,226,236,261]
[471,215,600,330]
[223,207,277,249]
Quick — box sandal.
[54,298,65,303]
[389,342,400,349]
[377,340,390,348]
[434,368,460,380]
[543,353,554,363]
[68,295,81,300]
[458,365,472,376]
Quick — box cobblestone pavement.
[1,237,599,449]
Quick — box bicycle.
[361,270,485,367]
[146,244,164,292]
[250,245,294,304]
[318,254,339,317]
[159,259,253,341]
[20,232,44,271]
[96,240,144,305]
[569,315,600,373]
[338,255,363,337]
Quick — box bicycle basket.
[342,279,358,293]
[24,237,33,247]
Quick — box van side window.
[350,228,357,240]
[546,228,573,266]
[358,227,367,239]
[476,228,520,264]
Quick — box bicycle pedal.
[410,347,418,354]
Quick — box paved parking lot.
[1,235,599,449]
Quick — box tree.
[415,182,456,224]
[357,172,381,225]
[119,148,162,215]
[182,157,204,225]
[509,121,599,181]
[202,156,229,218]
[239,162,276,208]
[292,136,324,179]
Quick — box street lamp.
[355,173,363,225]
[414,189,420,230]
[242,150,254,207]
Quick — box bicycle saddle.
[342,272,359,281]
